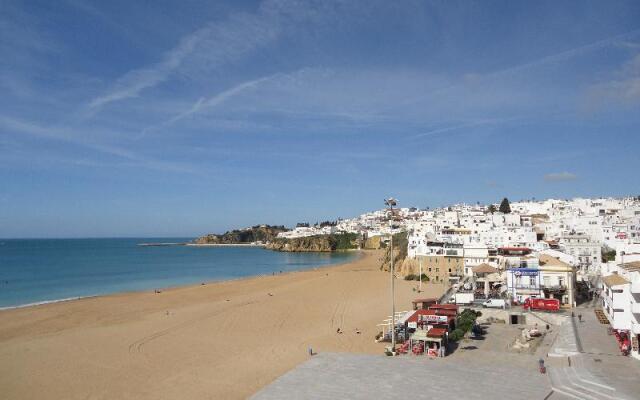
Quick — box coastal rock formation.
[266,233,360,252]
[363,235,383,250]
[194,225,288,244]
[379,232,409,274]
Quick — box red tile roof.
[427,327,448,337]
[412,298,439,304]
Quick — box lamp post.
[385,197,398,353]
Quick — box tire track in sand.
[127,300,258,354]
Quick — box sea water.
[0,238,358,308]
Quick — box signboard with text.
[420,314,448,324]
[512,269,538,276]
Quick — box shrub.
[449,328,465,342]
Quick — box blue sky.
[1,0,640,238]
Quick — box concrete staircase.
[548,317,581,357]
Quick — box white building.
[601,261,640,360]
[559,233,601,274]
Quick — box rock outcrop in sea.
[265,233,360,252]
[194,225,288,244]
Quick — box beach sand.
[0,250,444,399]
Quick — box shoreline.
[184,242,265,247]
[0,250,444,399]
[0,251,362,312]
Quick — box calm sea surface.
[0,238,358,308]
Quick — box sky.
[1,0,640,238]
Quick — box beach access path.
[0,250,444,400]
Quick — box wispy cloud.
[87,25,213,110]
[588,53,640,105]
[412,117,520,139]
[86,0,306,112]
[0,115,196,174]
[390,28,640,114]
[140,74,282,136]
[544,172,578,182]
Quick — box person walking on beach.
[578,313,582,323]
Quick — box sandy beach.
[0,250,444,399]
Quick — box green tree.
[602,247,616,262]
[499,197,511,214]
[487,204,497,214]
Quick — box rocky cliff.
[194,225,288,244]
[266,233,360,252]
[379,232,410,274]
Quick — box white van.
[482,299,506,309]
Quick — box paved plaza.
[253,305,640,400]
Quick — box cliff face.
[379,232,409,273]
[265,233,360,252]
[194,225,288,244]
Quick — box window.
[448,268,452,273]
[529,276,536,286]
[436,268,440,272]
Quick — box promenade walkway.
[253,304,639,399]
[251,352,550,400]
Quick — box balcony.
[541,285,567,293]
[512,284,541,290]
[632,281,640,294]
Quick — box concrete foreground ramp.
[251,352,550,400]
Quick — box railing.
[512,284,541,290]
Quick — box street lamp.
[385,198,397,354]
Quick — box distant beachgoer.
[355,328,361,334]
[268,293,273,296]
[308,347,313,356]
[578,314,582,323]
[337,328,342,334]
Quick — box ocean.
[0,238,358,309]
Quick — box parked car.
[482,299,506,309]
